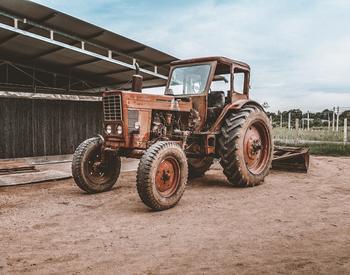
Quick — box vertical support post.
[81,41,85,50]
[68,75,71,92]
[344,118,348,145]
[288,112,291,130]
[332,107,335,131]
[5,63,8,83]
[336,106,339,132]
[14,18,18,29]
[295,118,299,130]
[328,112,330,131]
[302,117,304,129]
[269,115,273,125]
[32,66,35,89]
[50,30,54,40]
[280,114,282,128]
[307,111,310,131]
[295,118,299,142]
[108,50,112,59]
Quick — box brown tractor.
[72,57,273,211]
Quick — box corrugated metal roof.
[0,0,177,92]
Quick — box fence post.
[307,111,310,130]
[344,118,348,145]
[295,118,299,130]
[332,107,335,131]
[280,114,283,128]
[288,112,291,130]
[336,106,339,132]
[328,112,330,131]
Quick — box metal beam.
[0,12,57,46]
[0,22,168,80]
[29,31,106,60]
[95,67,133,76]
[0,59,100,89]
[95,63,155,76]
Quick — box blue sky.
[31,0,350,112]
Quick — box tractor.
[72,57,273,211]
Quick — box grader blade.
[272,146,310,173]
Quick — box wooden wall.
[0,98,103,158]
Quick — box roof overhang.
[0,0,178,94]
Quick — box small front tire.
[72,137,121,193]
[137,142,188,211]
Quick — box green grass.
[273,127,347,142]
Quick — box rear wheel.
[137,142,188,211]
[187,157,213,179]
[72,137,121,193]
[218,105,273,187]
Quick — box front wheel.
[137,142,188,211]
[72,137,121,193]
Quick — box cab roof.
[170,56,250,72]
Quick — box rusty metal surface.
[171,56,250,71]
[272,146,310,173]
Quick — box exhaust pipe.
[132,62,143,93]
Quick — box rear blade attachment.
[272,146,310,173]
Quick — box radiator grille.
[103,94,122,121]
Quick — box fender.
[209,99,264,132]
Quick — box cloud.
[30,0,350,112]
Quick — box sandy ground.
[0,156,349,275]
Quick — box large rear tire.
[137,142,188,211]
[187,157,213,179]
[218,105,273,187]
[72,137,121,193]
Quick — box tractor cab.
[165,57,251,128]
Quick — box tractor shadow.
[188,170,237,189]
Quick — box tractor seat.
[207,91,225,124]
[208,91,225,108]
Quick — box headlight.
[116,125,123,135]
[105,124,112,134]
[134,121,140,130]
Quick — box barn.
[0,0,177,159]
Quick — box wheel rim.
[243,120,271,174]
[155,157,180,197]
[84,146,115,185]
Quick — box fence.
[273,116,349,156]
[273,114,349,145]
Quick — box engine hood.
[103,90,193,112]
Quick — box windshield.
[167,64,211,95]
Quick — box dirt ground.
[0,156,349,275]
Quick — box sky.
[31,0,350,112]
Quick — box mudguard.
[210,99,264,132]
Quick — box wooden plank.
[0,98,103,158]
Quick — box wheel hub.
[155,158,180,197]
[243,123,270,174]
